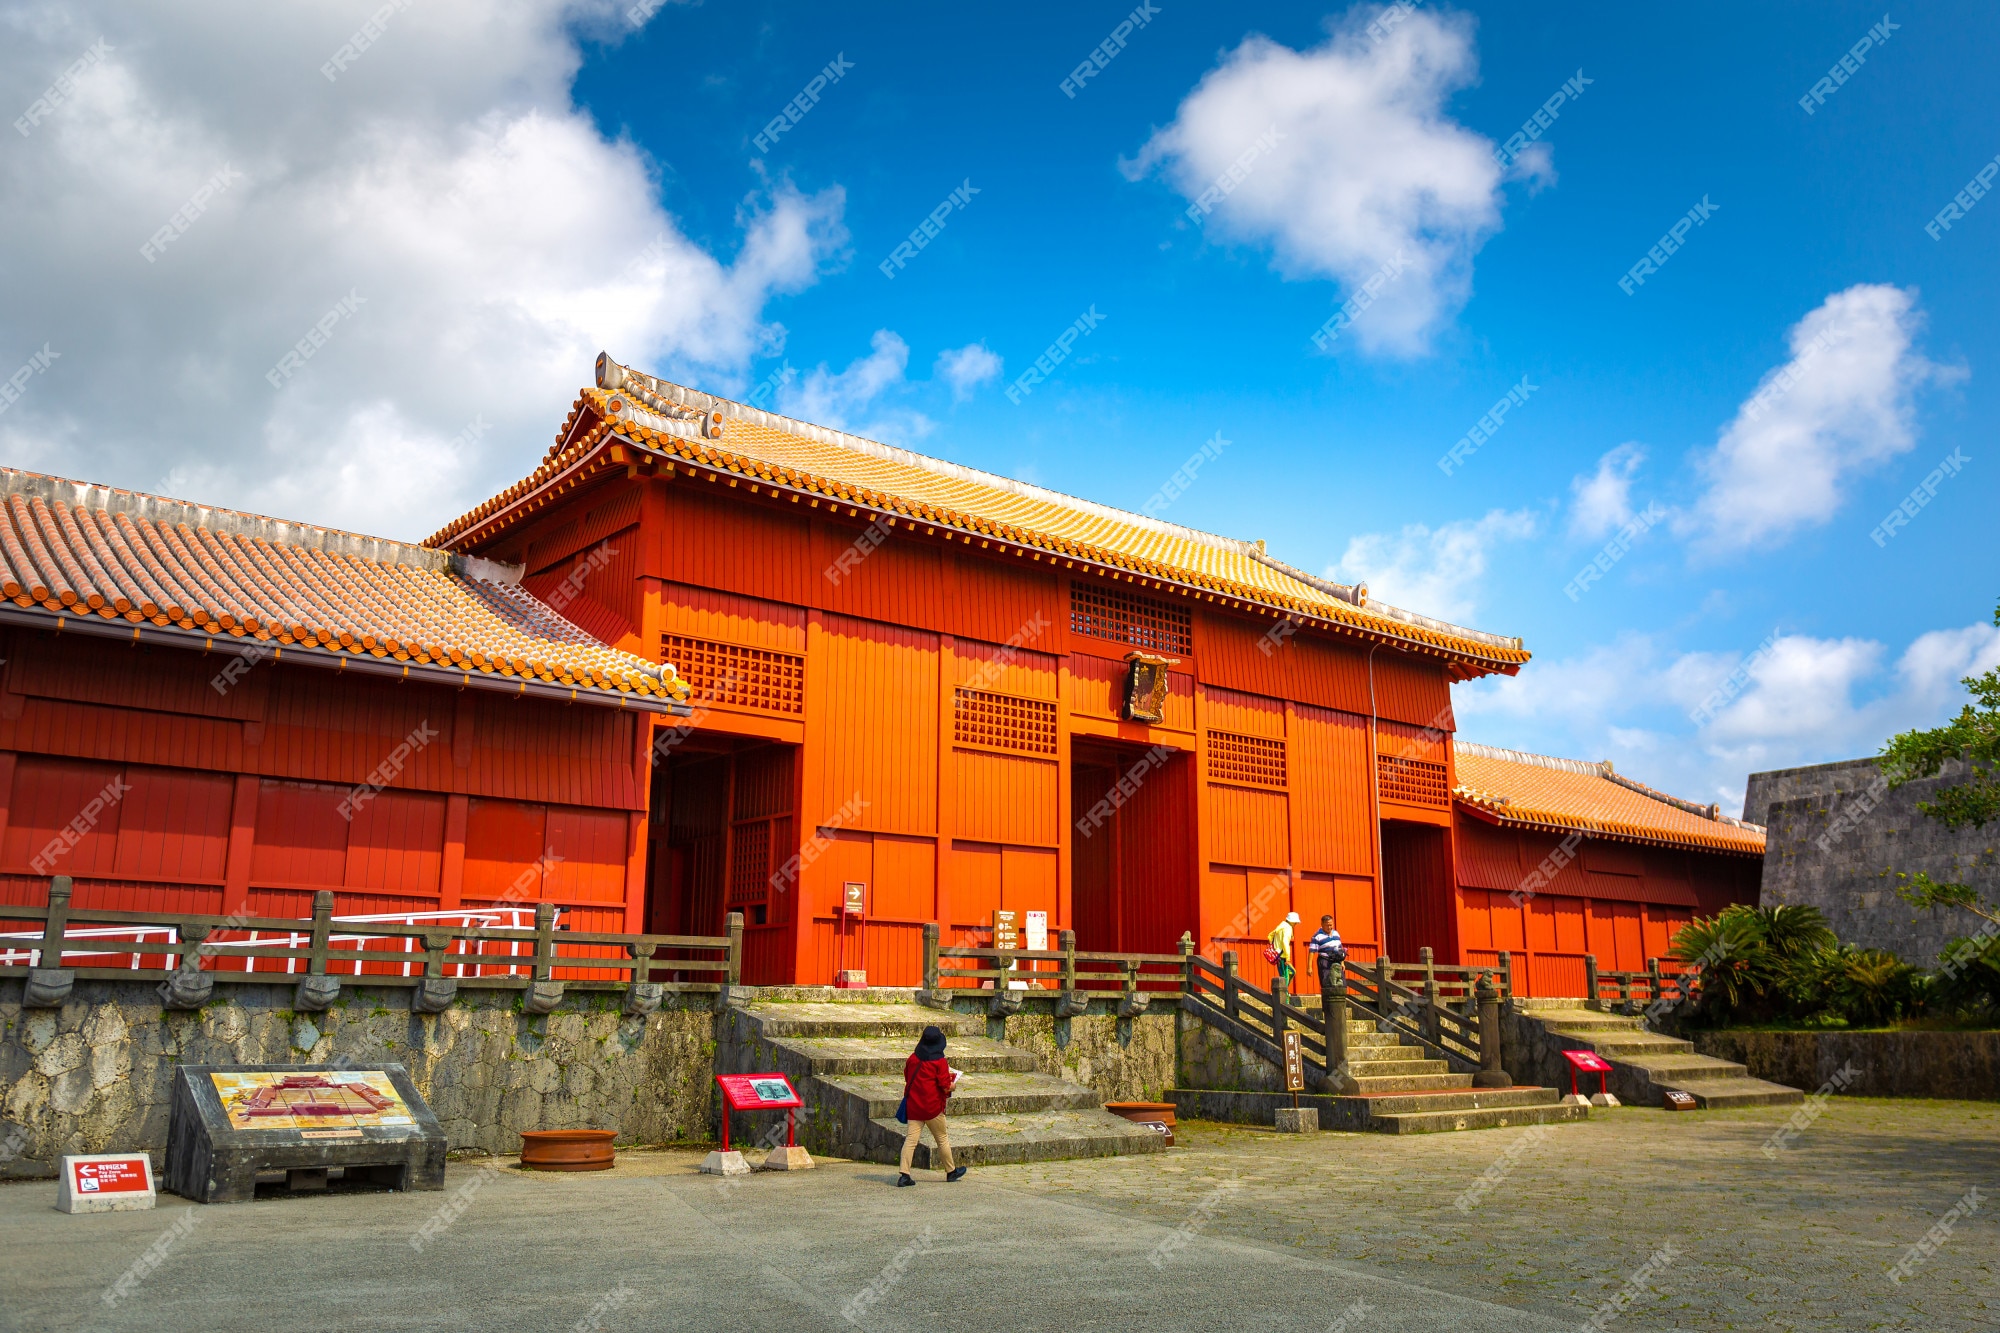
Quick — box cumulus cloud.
[934,343,1002,401]
[0,0,847,540]
[777,329,933,445]
[1126,3,1510,355]
[1685,284,1958,550]
[1568,443,1644,540]
[1332,507,1538,623]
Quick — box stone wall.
[1693,1029,2000,1101]
[988,1006,1177,1102]
[1747,758,1997,966]
[0,978,718,1178]
[1173,1008,1286,1093]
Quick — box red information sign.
[717,1074,802,1111]
[715,1073,803,1153]
[72,1157,150,1194]
[1561,1050,1614,1074]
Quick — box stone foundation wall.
[1173,1009,1285,1093]
[923,997,1178,1102]
[1692,1029,2000,1101]
[0,978,718,1178]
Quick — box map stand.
[1560,1049,1620,1108]
[165,1064,446,1204]
[708,1073,813,1173]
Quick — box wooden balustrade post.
[1497,951,1513,1001]
[1375,954,1393,1020]
[1178,932,1196,996]
[1422,972,1440,1046]
[24,876,75,1008]
[922,922,940,992]
[532,902,557,982]
[726,911,744,987]
[1270,972,1289,1039]
[1222,950,1239,1021]
[1584,954,1600,1012]
[1473,971,1510,1088]
[1060,929,1076,992]
[1617,971,1633,1012]
[1420,946,1434,993]
[1647,956,1663,1006]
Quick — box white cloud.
[1686,284,1958,550]
[0,1,847,540]
[934,343,1002,401]
[1458,633,1654,727]
[1568,443,1644,540]
[1126,3,1510,355]
[777,329,933,445]
[1332,507,1538,623]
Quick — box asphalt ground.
[1,1097,1994,1333]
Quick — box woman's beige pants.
[899,1115,953,1172]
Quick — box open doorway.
[1070,739,1196,955]
[1380,820,1457,965]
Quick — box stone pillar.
[1323,962,1350,1091]
[1473,971,1510,1088]
[1271,972,1289,1038]
[1375,954,1393,1020]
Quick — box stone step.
[1365,1099,1591,1135]
[1342,1044,1438,1065]
[1347,1057,1451,1078]
[1350,1087,1567,1116]
[737,1003,984,1040]
[1658,1077,1804,1109]
[1350,1071,1474,1093]
[1532,1010,1649,1032]
[1565,1033,1696,1057]
[867,1110,1169,1167]
[1624,1053,1753,1078]
[775,1035,1040,1077]
[825,1071,1100,1118]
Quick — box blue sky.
[2,0,1994,811]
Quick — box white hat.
[1285,911,1300,923]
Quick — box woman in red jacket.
[897,1025,967,1186]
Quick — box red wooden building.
[1448,741,1764,994]
[422,355,1555,990]
[0,467,686,938]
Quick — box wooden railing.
[1376,946,1514,1005]
[2,877,738,1013]
[1584,954,1695,1013]
[924,924,1187,1016]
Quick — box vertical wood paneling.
[871,833,936,923]
[546,806,630,903]
[461,797,548,900]
[656,583,808,653]
[948,841,1002,943]
[1065,654,1195,729]
[1292,704,1374,877]
[953,750,1059,847]
[249,778,350,888]
[1195,609,1287,698]
[815,519,944,630]
[343,790,445,896]
[946,553,1060,648]
[1454,820,1521,889]
[2,755,126,875]
[1202,686,1286,738]
[655,487,813,605]
[1367,651,1454,730]
[1332,873,1380,961]
[950,642,1059,699]
[816,612,937,836]
[1205,785,1288,867]
[1070,761,1115,950]
[1382,821,1455,962]
[1288,637,1371,715]
[113,767,233,883]
[1116,749,1194,954]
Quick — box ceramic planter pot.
[518,1129,617,1171]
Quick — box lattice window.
[728,821,771,906]
[1071,583,1193,656]
[1378,755,1449,806]
[661,634,805,714]
[954,688,1058,756]
[1208,731,1287,788]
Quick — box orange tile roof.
[425,355,1532,679]
[0,468,687,712]
[1453,741,1766,856]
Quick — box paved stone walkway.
[0,1097,1992,1331]
[992,1097,2000,1331]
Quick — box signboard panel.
[165,1064,445,1204]
[842,882,866,916]
[1282,1031,1305,1092]
[58,1154,156,1214]
[717,1073,803,1111]
[1560,1050,1614,1074]
[1024,911,1048,953]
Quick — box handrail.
[1583,954,1697,1013]
[1,878,741,999]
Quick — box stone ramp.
[718,998,1166,1167]
[1520,1008,1803,1108]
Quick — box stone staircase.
[717,991,1166,1167]
[1175,1003,1588,1134]
[1517,1007,1803,1109]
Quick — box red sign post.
[1560,1048,1615,1102]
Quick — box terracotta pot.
[1104,1101,1177,1145]
[518,1129,617,1171]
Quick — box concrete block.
[1274,1107,1318,1133]
[1590,1092,1621,1108]
[57,1154,156,1213]
[762,1145,814,1171]
[700,1149,750,1176]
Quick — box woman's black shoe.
[946,1167,967,1182]
[895,1173,915,1187]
